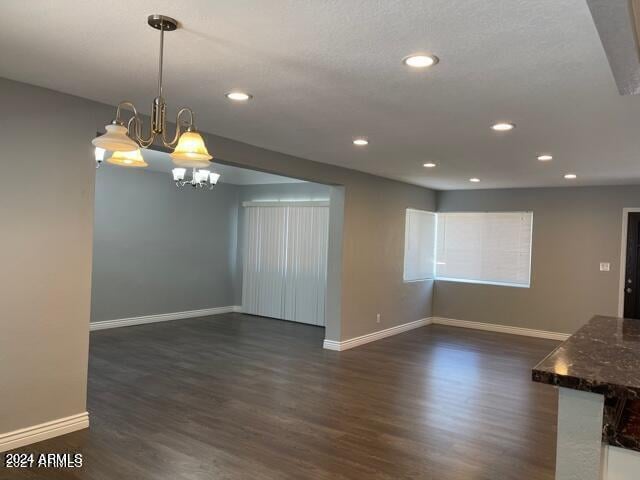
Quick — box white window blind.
[403,209,436,282]
[435,212,533,287]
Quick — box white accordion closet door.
[242,203,329,326]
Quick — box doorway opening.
[91,147,340,336]
[618,208,640,318]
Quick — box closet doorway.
[241,201,329,326]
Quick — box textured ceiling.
[140,149,305,185]
[2,0,640,190]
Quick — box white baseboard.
[323,317,433,351]
[323,315,569,351]
[431,317,570,341]
[90,306,242,331]
[232,305,243,313]
[0,412,89,453]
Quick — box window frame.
[403,208,437,283]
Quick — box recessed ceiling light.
[491,122,515,132]
[225,92,253,101]
[537,154,553,161]
[353,138,369,146]
[469,177,480,183]
[423,162,437,168]
[403,54,439,68]
[564,173,577,179]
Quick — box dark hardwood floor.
[2,314,559,480]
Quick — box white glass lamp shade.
[172,168,187,181]
[92,124,138,152]
[196,169,210,183]
[107,149,148,168]
[170,131,213,168]
[94,147,106,162]
[209,172,221,185]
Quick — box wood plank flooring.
[2,314,560,479]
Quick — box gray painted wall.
[335,177,435,339]
[234,182,333,306]
[435,186,640,333]
[0,78,107,434]
[238,182,332,203]
[91,165,239,322]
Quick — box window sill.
[403,277,434,283]
[435,277,530,289]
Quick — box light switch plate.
[600,262,611,272]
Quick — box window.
[403,209,436,282]
[435,212,533,288]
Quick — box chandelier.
[94,146,221,190]
[172,168,220,189]
[91,14,213,169]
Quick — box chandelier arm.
[160,107,196,148]
[127,115,155,148]
[114,101,139,123]
[112,101,155,148]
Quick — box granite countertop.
[532,315,640,399]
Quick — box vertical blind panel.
[242,206,288,318]
[283,206,329,326]
[242,205,329,326]
[404,209,436,281]
[436,212,533,286]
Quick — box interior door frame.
[617,208,640,317]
